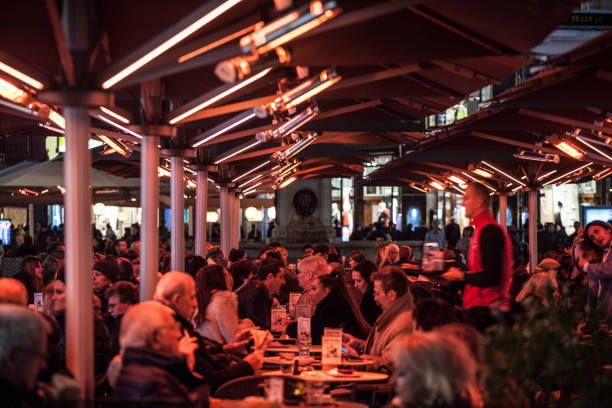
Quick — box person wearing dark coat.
[113,302,208,407]
[351,261,383,326]
[153,272,263,393]
[13,256,43,305]
[236,259,285,330]
[310,273,370,345]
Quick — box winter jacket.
[113,347,207,407]
[194,291,242,344]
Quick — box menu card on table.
[271,306,287,334]
[322,328,342,367]
[297,317,311,344]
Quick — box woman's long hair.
[318,270,371,336]
[194,264,228,326]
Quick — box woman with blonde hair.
[390,330,482,408]
[380,243,399,268]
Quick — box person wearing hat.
[577,220,612,319]
[92,259,119,320]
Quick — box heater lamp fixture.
[272,132,318,163]
[514,150,560,163]
[256,104,319,142]
[428,179,446,191]
[409,183,429,193]
[544,162,593,185]
[232,160,271,183]
[277,175,297,189]
[592,168,612,181]
[269,68,341,112]
[468,164,493,179]
[0,61,44,90]
[100,106,130,124]
[240,0,340,55]
[447,175,467,186]
[481,161,526,187]
[214,139,262,165]
[215,47,291,84]
[169,67,272,125]
[101,0,244,89]
[191,109,258,147]
[548,135,585,160]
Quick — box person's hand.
[178,330,198,371]
[342,344,360,357]
[441,267,464,281]
[243,349,264,371]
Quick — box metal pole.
[233,192,240,249]
[528,190,538,274]
[63,106,94,398]
[499,195,507,230]
[28,203,34,238]
[195,169,208,257]
[220,186,231,256]
[170,156,185,271]
[140,135,159,300]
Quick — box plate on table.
[326,368,360,378]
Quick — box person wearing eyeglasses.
[113,301,209,407]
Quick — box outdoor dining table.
[214,397,369,408]
[266,345,323,354]
[263,355,377,368]
[259,369,389,383]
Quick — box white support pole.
[195,169,208,257]
[231,192,240,249]
[499,195,507,230]
[170,156,185,271]
[28,203,34,238]
[140,135,159,300]
[63,106,94,399]
[528,190,538,274]
[220,186,231,257]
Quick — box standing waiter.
[442,183,513,331]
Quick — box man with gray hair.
[154,271,262,392]
[0,304,48,406]
[114,301,207,406]
[295,255,330,315]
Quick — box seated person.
[105,281,139,356]
[113,301,208,407]
[154,271,263,392]
[343,267,414,369]
[352,261,382,325]
[236,259,285,330]
[310,272,370,344]
[0,304,49,407]
[390,330,482,408]
[295,256,330,316]
[414,298,459,331]
[194,265,251,344]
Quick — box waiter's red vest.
[464,210,512,310]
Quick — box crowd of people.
[0,183,610,407]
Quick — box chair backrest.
[214,375,305,401]
[214,375,266,399]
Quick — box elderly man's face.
[92,270,111,295]
[173,281,198,320]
